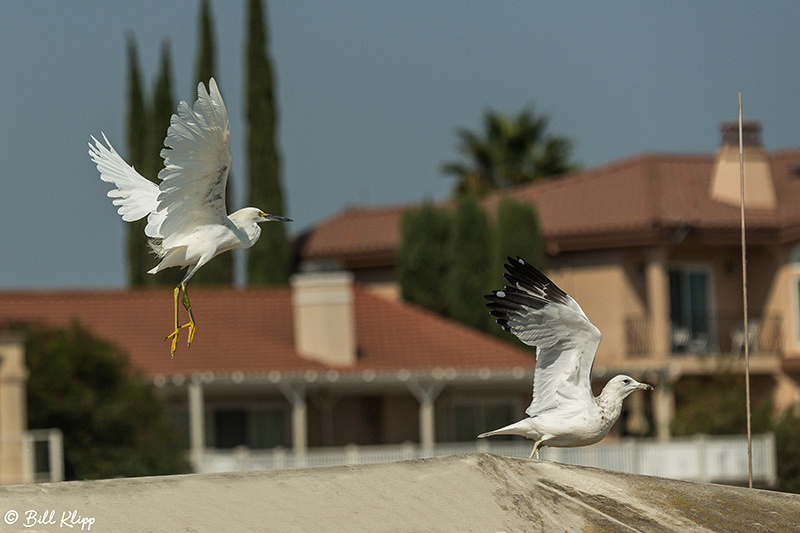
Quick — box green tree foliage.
[493,197,546,286]
[442,106,578,197]
[191,0,234,285]
[246,0,290,285]
[671,369,773,436]
[773,407,800,493]
[398,198,546,338]
[124,38,183,287]
[670,364,800,492]
[124,35,151,286]
[446,196,493,331]
[24,322,190,480]
[398,203,452,315]
[194,0,215,88]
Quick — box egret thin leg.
[89,80,292,359]
[181,281,196,347]
[165,286,182,358]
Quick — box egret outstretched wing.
[147,78,232,249]
[90,77,292,358]
[88,133,159,223]
[486,257,601,416]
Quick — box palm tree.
[442,106,578,196]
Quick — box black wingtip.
[485,257,571,330]
[504,257,569,304]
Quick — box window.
[669,266,714,354]
[211,406,289,449]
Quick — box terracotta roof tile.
[354,289,533,370]
[0,287,534,378]
[297,149,800,260]
[300,205,407,263]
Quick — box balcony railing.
[196,433,777,486]
[625,314,783,357]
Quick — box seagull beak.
[638,383,654,391]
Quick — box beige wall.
[762,244,799,357]
[0,332,29,485]
[548,250,647,366]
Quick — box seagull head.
[605,375,653,400]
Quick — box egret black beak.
[260,213,292,222]
[638,383,654,391]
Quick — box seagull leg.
[529,440,543,460]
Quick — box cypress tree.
[493,197,546,286]
[194,0,215,87]
[124,35,150,286]
[245,0,289,285]
[447,196,492,331]
[191,0,234,285]
[146,41,183,287]
[398,203,451,315]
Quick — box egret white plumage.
[480,257,653,459]
[89,78,291,357]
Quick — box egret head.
[256,209,292,223]
[605,375,653,400]
[229,208,292,236]
[233,207,292,224]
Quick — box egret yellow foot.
[164,283,197,357]
[165,286,181,357]
[181,281,196,349]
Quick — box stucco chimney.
[291,271,357,367]
[710,120,775,208]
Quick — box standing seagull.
[89,78,291,357]
[479,257,653,459]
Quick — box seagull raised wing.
[485,257,602,417]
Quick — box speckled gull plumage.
[480,257,653,459]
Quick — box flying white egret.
[480,257,653,459]
[89,78,291,357]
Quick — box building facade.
[296,121,800,433]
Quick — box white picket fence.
[198,433,777,486]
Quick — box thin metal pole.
[738,92,754,489]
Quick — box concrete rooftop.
[0,453,798,532]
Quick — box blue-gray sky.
[2,1,799,288]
